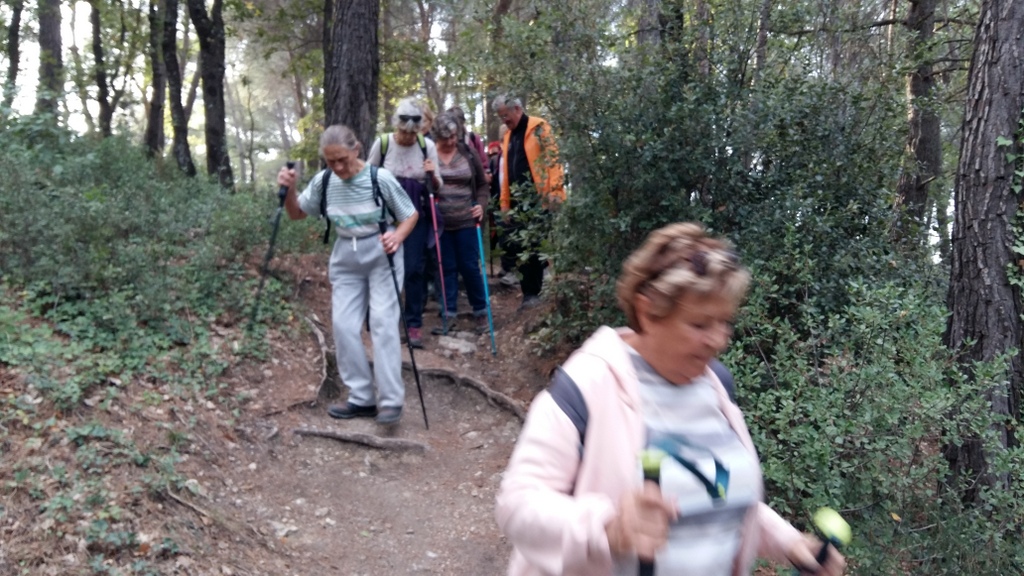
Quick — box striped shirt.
[614,347,761,576]
[297,165,416,239]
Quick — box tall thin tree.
[187,0,234,188]
[145,0,167,155]
[164,0,197,175]
[944,0,1024,504]
[894,0,942,246]
[3,0,24,111]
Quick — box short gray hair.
[319,124,361,153]
[392,98,424,132]
[492,94,523,112]
[431,112,460,140]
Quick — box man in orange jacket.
[494,94,565,309]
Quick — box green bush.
[490,4,1024,573]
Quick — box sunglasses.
[398,115,422,123]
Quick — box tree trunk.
[163,0,196,176]
[145,0,167,156]
[324,0,380,152]
[637,0,661,46]
[3,0,24,111]
[415,0,438,109]
[944,0,1024,505]
[90,1,115,137]
[894,0,942,245]
[35,0,64,117]
[226,79,247,184]
[187,0,234,189]
[484,0,513,142]
[752,0,772,85]
[68,7,97,134]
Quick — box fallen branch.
[259,397,318,418]
[166,489,213,524]
[293,427,429,453]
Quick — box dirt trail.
[171,254,554,575]
[0,252,558,576]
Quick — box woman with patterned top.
[429,112,490,335]
[495,223,847,575]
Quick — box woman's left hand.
[380,231,401,255]
[471,205,484,222]
[788,533,846,576]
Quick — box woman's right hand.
[605,481,678,561]
[277,165,296,188]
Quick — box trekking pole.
[249,161,295,329]
[637,448,666,576]
[425,172,449,334]
[378,218,429,429]
[791,507,851,575]
[473,204,497,356]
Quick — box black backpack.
[318,165,390,245]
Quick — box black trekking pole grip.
[278,161,296,203]
[378,219,394,265]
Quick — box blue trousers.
[439,226,488,318]
[402,218,431,328]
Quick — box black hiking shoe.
[375,406,402,425]
[327,402,377,420]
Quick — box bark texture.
[163,0,197,176]
[145,0,167,156]
[3,0,24,110]
[324,0,380,152]
[35,0,63,116]
[894,0,942,244]
[187,0,234,188]
[944,0,1024,504]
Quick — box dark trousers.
[502,232,545,297]
[439,227,488,317]
[402,218,430,328]
[497,219,519,274]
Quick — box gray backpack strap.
[548,367,588,450]
[319,169,332,244]
[709,359,736,403]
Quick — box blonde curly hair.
[617,222,750,332]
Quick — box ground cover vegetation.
[1,0,1023,573]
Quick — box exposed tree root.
[292,427,429,453]
[407,363,526,421]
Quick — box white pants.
[328,233,405,408]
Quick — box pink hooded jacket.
[495,326,803,575]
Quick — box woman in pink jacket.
[496,222,847,576]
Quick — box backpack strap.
[319,169,332,245]
[709,359,736,403]
[378,134,389,165]
[416,133,427,158]
[369,165,395,224]
[548,367,588,453]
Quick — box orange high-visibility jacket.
[500,116,566,211]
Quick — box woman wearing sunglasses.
[495,223,847,576]
[367,98,443,348]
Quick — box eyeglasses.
[398,115,422,123]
